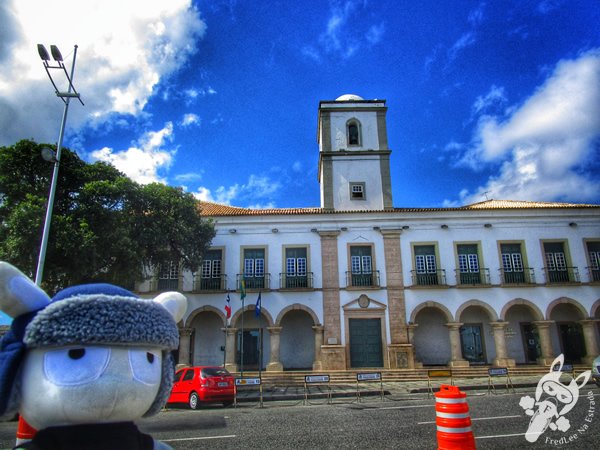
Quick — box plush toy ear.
[0,262,51,318]
[153,291,187,323]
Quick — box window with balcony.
[456,243,489,285]
[543,241,578,283]
[500,242,534,284]
[282,247,311,289]
[158,260,179,291]
[412,244,444,286]
[242,248,266,289]
[585,241,600,282]
[348,245,379,287]
[197,249,225,291]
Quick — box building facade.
[137,95,600,372]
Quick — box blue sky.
[0,1,599,324]
[1,0,599,211]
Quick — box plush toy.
[0,261,187,450]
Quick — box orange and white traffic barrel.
[16,416,37,446]
[434,384,476,449]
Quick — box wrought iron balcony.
[499,268,536,285]
[155,278,179,291]
[193,274,228,292]
[410,269,447,287]
[454,268,491,286]
[587,266,600,283]
[543,267,580,284]
[279,272,314,289]
[236,274,271,291]
[345,270,380,288]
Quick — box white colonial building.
[137,95,600,372]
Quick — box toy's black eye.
[147,352,155,364]
[68,348,86,360]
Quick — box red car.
[167,366,235,409]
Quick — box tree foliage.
[0,139,215,294]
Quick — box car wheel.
[189,392,199,410]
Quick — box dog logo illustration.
[519,354,591,443]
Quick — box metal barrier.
[234,377,263,408]
[427,369,453,397]
[487,367,515,394]
[356,372,384,402]
[304,374,331,405]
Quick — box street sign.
[305,375,330,383]
[357,372,381,382]
[235,377,261,386]
[488,367,509,376]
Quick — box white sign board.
[357,372,381,382]
[305,375,330,383]
[235,377,261,386]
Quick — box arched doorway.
[279,309,316,370]
[456,302,498,365]
[502,301,544,364]
[234,309,272,371]
[188,309,225,366]
[548,301,586,364]
[412,304,452,366]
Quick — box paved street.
[2,384,599,449]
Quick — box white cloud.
[193,174,281,207]
[449,49,600,205]
[471,85,507,116]
[90,122,175,184]
[0,0,206,146]
[181,113,200,127]
[305,1,385,61]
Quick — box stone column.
[580,319,600,365]
[312,325,324,371]
[223,327,238,373]
[532,321,555,365]
[445,322,469,367]
[318,231,346,370]
[490,321,516,367]
[177,327,193,368]
[407,324,423,368]
[266,326,283,371]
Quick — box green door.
[349,318,383,368]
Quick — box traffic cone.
[16,416,37,446]
[434,384,476,449]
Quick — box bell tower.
[317,94,393,211]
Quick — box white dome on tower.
[335,94,364,101]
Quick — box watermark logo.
[519,354,592,444]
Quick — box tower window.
[350,182,365,200]
[347,120,361,146]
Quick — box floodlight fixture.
[37,44,50,61]
[36,43,84,106]
[50,45,63,62]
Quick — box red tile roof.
[197,199,599,217]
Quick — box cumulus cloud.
[0,0,206,146]
[448,49,600,205]
[90,122,175,184]
[193,174,281,208]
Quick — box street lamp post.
[35,44,83,286]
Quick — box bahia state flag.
[225,294,232,319]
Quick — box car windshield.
[201,367,231,377]
[174,370,184,382]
